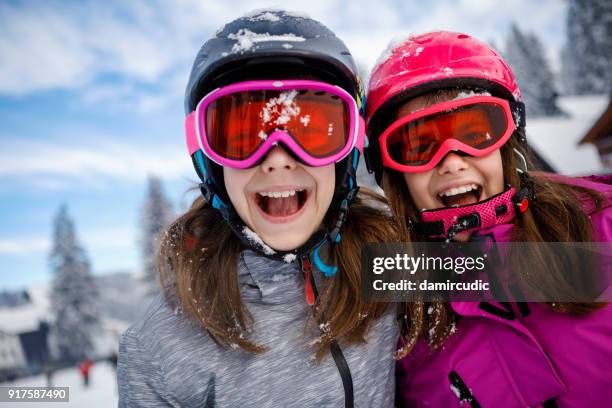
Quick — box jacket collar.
[238,250,301,303]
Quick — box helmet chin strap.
[412,149,534,241]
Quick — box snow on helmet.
[184,9,364,266]
[365,31,526,185]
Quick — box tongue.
[265,195,300,217]
[443,191,479,207]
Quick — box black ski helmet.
[184,9,365,266]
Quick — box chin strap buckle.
[445,213,482,241]
[414,187,520,240]
[512,172,535,215]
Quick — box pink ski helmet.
[365,31,526,184]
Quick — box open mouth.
[437,183,482,207]
[255,188,309,217]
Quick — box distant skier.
[42,361,54,387]
[78,358,94,387]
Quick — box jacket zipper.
[300,255,354,408]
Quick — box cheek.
[403,171,433,209]
[223,167,252,216]
[311,165,335,210]
[480,150,504,194]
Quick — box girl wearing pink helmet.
[365,31,612,407]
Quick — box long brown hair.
[157,187,398,356]
[382,89,607,359]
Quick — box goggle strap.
[185,111,199,156]
[356,116,366,153]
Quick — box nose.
[261,145,297,173]
[436,151,469,175]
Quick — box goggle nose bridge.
[249,129,315,167]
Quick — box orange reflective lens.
[205,89,350,160]
[386,103,508,166]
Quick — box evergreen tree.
[562,0,612,94]
[140,175,173,296]
[504,23,563,117]
[49,205,100,363]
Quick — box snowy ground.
[5,360,118,407]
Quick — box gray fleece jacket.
[117,250,398,407]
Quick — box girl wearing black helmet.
[117,9,398,408]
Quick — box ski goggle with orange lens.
[185,80,365,169]
[378,96,517,173]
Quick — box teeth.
[258,189,303,198]
[438,184,479,198]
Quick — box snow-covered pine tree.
[49,205,100,364]
[140,175,173,296]
[504,23,563,117]
[562,0,612,95]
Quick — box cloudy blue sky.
[0,0,572,289]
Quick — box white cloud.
[0,138,192,189]
[80,67,187,114]
[27,177,78,193]
[0,1,203,95]
[0,225,137,256]
[0,5,95,94]
[83,226,137,251]
[330,0,568,75]
[0,0,568,96]
[0,237,49,255]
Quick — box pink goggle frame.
[185,80,365,169]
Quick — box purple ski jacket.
[396,174,612,407]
